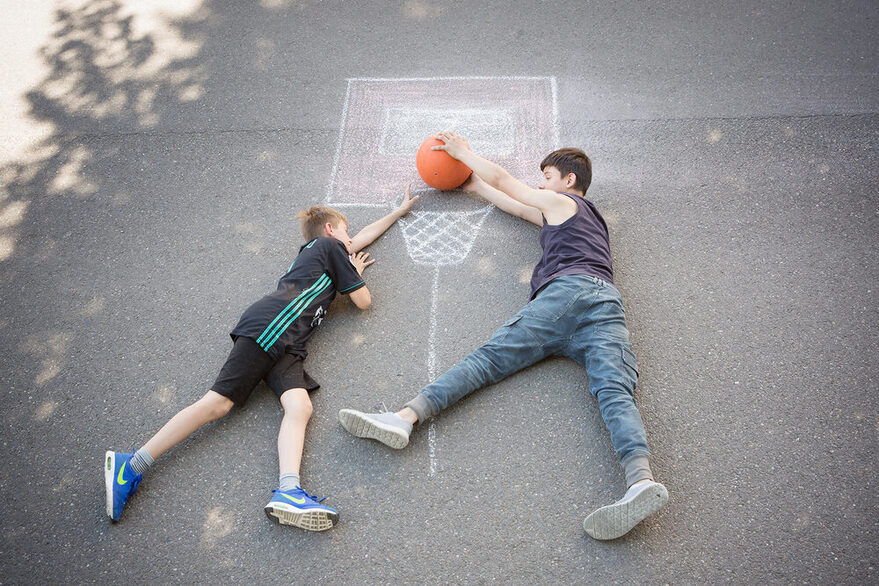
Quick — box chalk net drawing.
[400,207,493,266]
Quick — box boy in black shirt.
[105,188,417,531]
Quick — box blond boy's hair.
[295,206,348,241]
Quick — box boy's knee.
[281,389,312,421]
[201,391,234,420]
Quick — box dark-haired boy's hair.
[295,206,348,241]
[540,148,592,194]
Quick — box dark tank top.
[529,192,614,299]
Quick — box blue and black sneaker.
[264,487,339,531]
[104,451,142,521]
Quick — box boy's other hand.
[432,131,470,161]
[351,251,375,275]
[395,183,419,217]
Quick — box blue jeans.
[406,274,650,471]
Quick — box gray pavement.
[0,1,877,584]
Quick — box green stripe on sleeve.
[339,281,364,293]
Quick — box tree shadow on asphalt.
[0,2,304,581]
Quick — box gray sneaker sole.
[583,482,669,540]
[104,451,116,520]
[264,503,338,532]
[338,409,409,449]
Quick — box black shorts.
[211,336,320,406]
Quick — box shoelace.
[272,488,328,503]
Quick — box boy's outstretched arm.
[432,131,574,225]
[461,174,543,226]
[349,184,418,253]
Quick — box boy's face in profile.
[540,165,572,194]
[328,221,353,254]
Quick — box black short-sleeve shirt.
[230,237,365,358]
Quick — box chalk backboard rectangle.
[327,77,558,206]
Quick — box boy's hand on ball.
[432,131,470,160]
[351,251,375,275]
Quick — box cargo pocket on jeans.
[621,346,639,381]
[488,313,533,344]
[491,314,523,344]
[503,315,523,327]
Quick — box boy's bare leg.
[105,390,233,521]
[142,390,234,460]
[277,388,311,481]
[266,388,339,531]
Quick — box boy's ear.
[323,222,335,237]
[565,173,577,189]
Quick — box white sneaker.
[338,409,412,449]
[583,480,668,540]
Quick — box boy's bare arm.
[462,174,543,226]
[433,132,574,225]
[346,252,374,309]
[350,184,418,253]
[348,286,371,309]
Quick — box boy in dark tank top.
[340,131,667,540]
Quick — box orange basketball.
[415,137,472,190]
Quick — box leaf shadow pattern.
[1,0,212,383]
[0,3,215,581]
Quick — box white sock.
[279,473,301,492]
[129,447,154,475]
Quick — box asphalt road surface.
[0,1,876,584]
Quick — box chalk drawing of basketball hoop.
[400,206,493,371]
[399,205,493,476]
[327,77,558,476]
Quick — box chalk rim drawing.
[396,203,494,476]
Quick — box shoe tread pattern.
[338,410,408,449]
[583,483,668,540]
[264,505,337,531]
